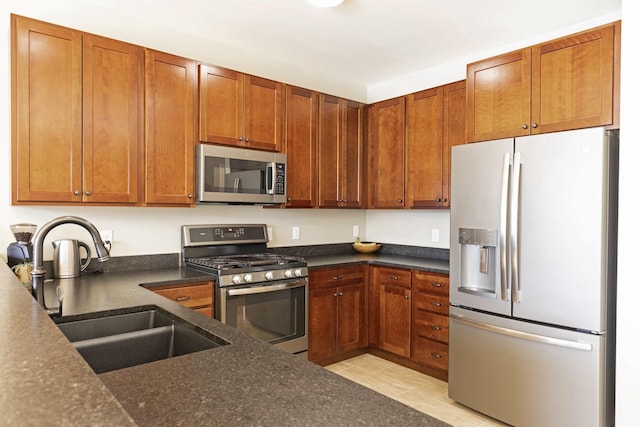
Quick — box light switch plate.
[292,226,300,240]
[431,229,439,242]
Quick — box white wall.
[615,1,639,425]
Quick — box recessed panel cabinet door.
[145,50,197,205]
[284,86,317,208]
[406,87,443,208]
[83,34,142,204]
[12,15,83,203]
[532,24,615,134]
[244,75,284,152]
[368,97,406,208]
[318,94,341,207]
[198,65,243,147]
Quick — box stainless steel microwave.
[195,144,287,205]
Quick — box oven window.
[225,283,306,345]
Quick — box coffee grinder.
[7,223,37,268]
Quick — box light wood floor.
[325,354,509,427]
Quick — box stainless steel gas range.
[181,224,308,357]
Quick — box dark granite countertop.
[305,253,450,273]
[1,258,450,426]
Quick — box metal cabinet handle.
[531,123,538,128]
[430,325,442,330]
[431,282,444,288]
[431,301,442,307]
[430,352,443,359]
[333,292,338,297]
[397,199,403,203]
[245,137,250,142]
[74,190,81,195]
[332,275,343,280]
[238,136,243,141]
[404,295,409,300]
[175,295,190,302]
[85,191,92,196]
[441,198,447,202]
[522,124,528,129]
[188,194,193,199]
[389,275,399,280]
[338,292,343,296]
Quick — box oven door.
[219,278,308,356]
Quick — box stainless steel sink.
[55,307,229,374]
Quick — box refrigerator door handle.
[450,314,593,351]
[510,151,522,303]
[499,153,511,301]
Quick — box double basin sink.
[55,307,229,374]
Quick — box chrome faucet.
[30,216,111,317]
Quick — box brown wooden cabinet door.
[244,75,284,151]
[284,86,317,207]
[441,80,466,207]
[198,65,243,147]
[406,87,443,208]
[318,94,342,207]
[145,50,197,205]
[379,284,411,357]
[342,101,366,208]
[531,23,615,134]
[83,34,142,204]
[368,97,406,208]
[12,16,83,203]
[337,283,366,353]
[308,286,338,362]
[467,49,532,142]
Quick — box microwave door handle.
[266,164,274,195]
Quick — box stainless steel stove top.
[181,224,308,287]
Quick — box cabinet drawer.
[310,265,365,290]
[414,291,448,315]
[414,312,449,343]
[153,282,213,309]
[372,266,411,289]
[412,336,448,371]
[412,271,449,295]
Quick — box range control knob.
[244,274,254,283]
[232,275,243,285]
[264,271,274,280]
[284,269,293,278]
[294,268,303,277]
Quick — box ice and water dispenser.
[458,228,498,298]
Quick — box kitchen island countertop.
[1,255,450,426]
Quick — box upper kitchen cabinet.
[199,65,284,152]
[318,94,366,208]
[467,22,619,142]
[145,50,197,206]
[368,97,406,208]
[11,15,142,205]
[284,86,318,208]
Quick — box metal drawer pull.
[389,275,399,280]
[431,282,444,287]
[430,325,442,330]
[332,275,343,280]
[175,296,190,302]
[430,352,443,359]
[431,301,442,306]
[404,295,409,300]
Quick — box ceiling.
[9,0,622,99]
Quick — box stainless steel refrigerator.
[448,127,617,427]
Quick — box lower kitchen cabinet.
[369,265,412,357]
[308,265,367,364]
[411,271,449,373]
[150,281,214,318]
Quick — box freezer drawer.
[449,307,610,427]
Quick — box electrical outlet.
[292,226,300,240]
[353,225,359,238]
[100,230,113,243]
[267,227,273,241]
[431,229,439,242]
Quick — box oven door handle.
[226,279,307,296]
